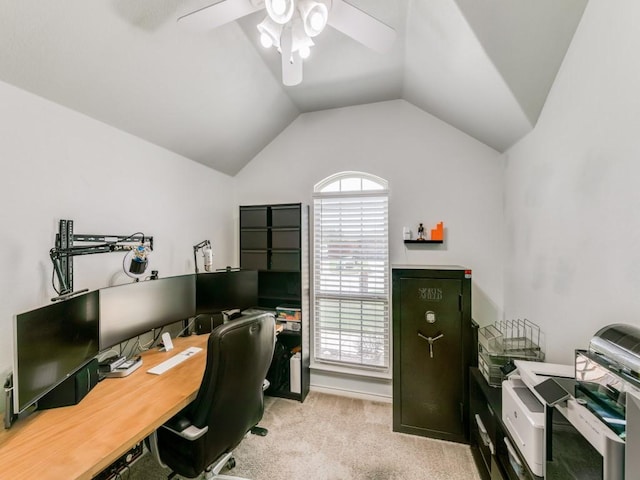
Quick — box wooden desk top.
[0,334,209,479]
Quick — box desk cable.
[176,317,196,337]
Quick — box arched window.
[313,171,389,369]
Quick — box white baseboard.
[309,385,392,403]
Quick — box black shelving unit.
[239,203,309,402]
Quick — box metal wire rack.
[478,318,544,386]
[496,318,542,356]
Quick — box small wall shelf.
[404,240,443,244]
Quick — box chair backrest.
[188,312,276,461]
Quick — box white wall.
[0,80,237,402]
[235,100,504,397]
[504,1,640,364]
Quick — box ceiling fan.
[178,0,396,86]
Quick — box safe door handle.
[417,332,444,343]
[417,332,445,358]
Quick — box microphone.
[129,244,149,274]
[203,245,213,272]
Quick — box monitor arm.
[50,244,110,296]
[50,219,153,297]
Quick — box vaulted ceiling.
[0,0,587,175]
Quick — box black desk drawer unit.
[473,408,496,475]
[469,367,540,480]
[392,266,473,444]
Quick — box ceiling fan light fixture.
[260,32,274,48]
[310,11,325,31]
[299,0,328,37]
[291,14,314,55]
[265,0,295,24]
[257,16,283,49]
[298,44,311,59]
[272,0,286,14]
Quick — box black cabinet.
[239,204,309,402]
[470,367,504,480]
[469,367,541,480]
[392,266,473,443]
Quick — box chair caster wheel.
[250,426,268,436]
[226,457,236,470]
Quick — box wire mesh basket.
[496,318,542,357]
[478,319,544,386]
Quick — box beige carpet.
[127,391,481,480]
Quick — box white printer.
[502,361,573,477]
[503,357,626,480]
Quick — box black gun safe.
[392,266,473,443]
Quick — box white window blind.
[313,176,389,369]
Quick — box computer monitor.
[195,270,258,314]
[99,274,196,350]
[13,290,100,414]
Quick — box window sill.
[310,362,392,381]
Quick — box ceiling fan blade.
[178,0,263,32]
[280,25,303,86]
[327,0,396,54]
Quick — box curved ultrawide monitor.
[13,290,100,413]
[99,274,196,350]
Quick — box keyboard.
[147,347,203,375]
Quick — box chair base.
[202,451,251,480]
[150,433,254,480]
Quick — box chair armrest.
[164,414,193,432]
[161,415,209,441]
[147,415,209,470]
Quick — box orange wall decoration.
[431,222,444,241]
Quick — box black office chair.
[149,312,276,479]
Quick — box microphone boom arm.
[193,240,212,274]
